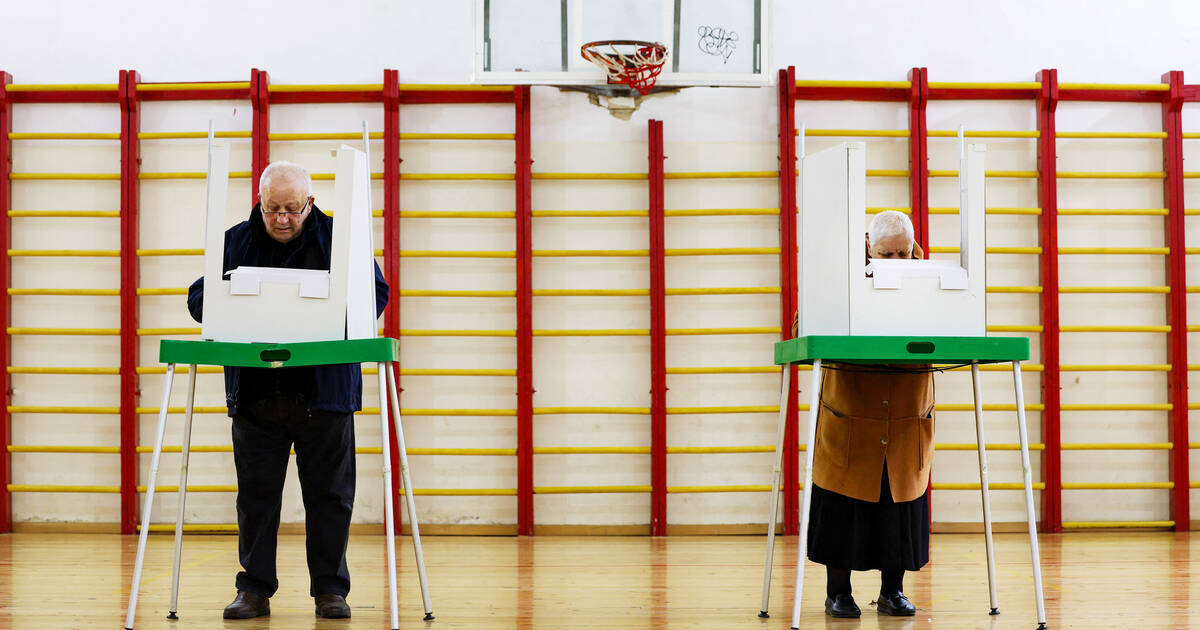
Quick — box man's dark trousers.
[231,394,356,598]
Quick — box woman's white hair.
[259,161,312,199]
[868,210,914,249]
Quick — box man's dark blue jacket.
[187,203,389,417]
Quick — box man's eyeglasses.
[262,199,310,217]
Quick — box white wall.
[2,0,1199,527]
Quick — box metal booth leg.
[376,363,402,630]
[124,363,178,630]
[971,362,1000,614]
[758,362,793,617]
[167,365,198,619]
[386,363,434,620]
[1011,361,1048,629]
[790,359,823,629]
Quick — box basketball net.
[580,40,669,96]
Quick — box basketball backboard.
[475,0,769,87]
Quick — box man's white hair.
[868,210,914,248]
[259,161,312,199]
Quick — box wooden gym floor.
[0,530,1195,629]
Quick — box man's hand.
[791,311,798,337]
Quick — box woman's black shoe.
[824,594,861,618]
[876,591,916,616]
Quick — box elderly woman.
[808,210,932,618]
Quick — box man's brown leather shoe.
[223,591,270,619]
[315,593,351,619]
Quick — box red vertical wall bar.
[250,69,270,200]
[648,119,667,536]
[1161,70,1190,531]
[1035,69,1062,533]
[907,67,929,254]
[0,72,13,533]
[777,66,800,535]
[514,85,534,535]
[382,70,404,534]
[119,70,142,534]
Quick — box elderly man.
[187,161,389,620]
[803,210,932,618]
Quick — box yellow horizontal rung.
[666,327,780,336]
[935,403,1045,412]
[1058,83,1169,91]
[139,171,252,180]
[1061,442,1173,450]
[664,171,777,179]
[666,366,780,375]
[403,289,516,297]
[1060,286,1169,294]
[535,447,650,455]
[8,288,119,296]
[7,327,119,335]
[6,84,119,92]
[928,81,1043,90]
[533,172,644,180]
[533,210,645,218]
[1061,403,1172,411]
[399,84,514,92]
[666,248,781,256]
[666,208,782,217]
[9,132,120,140]
[668,446,776,454]
[400,408,516,417]
[933,482,1047,490]
[534,407,649,415]
[536,249,646,257]
[1059,247,1168,255]
[137,82,251,91]
[401,250,515,258]
[929,207,1042,215]
[7,484,118,493]
[1062,521,1174,529]
[666,287,781,295]
[667,485,772,493]
[402,132,516,141]
[134,446,232,453]
[1060,325,1170,332]
[269,132,384,141]
[866,207,912,215]
[534,486,652,494]
[137,328,200,336]
[928,170,1038,178]
[928,129,1040,138]
[11,173,120,181]
[9,210,120,218]
[134,407,226,414]
[927,247,1042,254]
[406,448,517,456]
[410,488,518,496]
[1061,364,1171,372]
[136,248,202,256]
[865,169,909,177]
[668,406,779,414]
[138,131,251,140]
[1062,482,1174,490]
[143,524,239,532]
[987,286,1042,293]
[400,369,517,376]
[138,288,188,296]
[802,129,910,138]
[8,366,119,375]
[136,366,222,374]
[986,325,1044,333]
[8,445,120,454]
[136,485,237,493]
[1057,171,1165,179]
[795,80,911,89]
[1057,131,1167,139]
[7,249,119,257]
[1060,208,1168,216]
[268,83,383,92]
[943,364,1046,372]
[403,210,515,218]
[936,443,1046,451]
[400,329,516,337]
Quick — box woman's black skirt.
[806,463,930,571]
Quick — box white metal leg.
[386,364,434,620]
[758,364,793,617]
[971,363,1000,614]
[1012,361,1048,629]
[790,359,823,629]
[124,363,177,630]
[376,364,402,630]
[167,365,198,619]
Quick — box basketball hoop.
[580,40,669,96]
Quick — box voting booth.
[759,137,1048,629]
[124,131,431,630]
